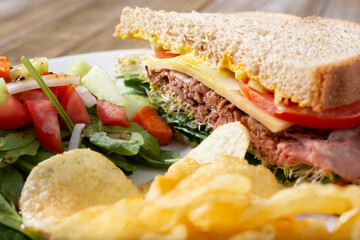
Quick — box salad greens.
[0,56,181,239]
[21,57,74,132]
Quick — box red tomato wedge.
[239,80,360,129]
[14,89,48,102]
[51,85,69,101]
[155,48,180,59]
[60,85,91,125]
[0,95,32,129]
[133,106,173,145]
[25,100,62,153]
[0,57,11,82]
[14,85,70,103]
[97,100,129,127]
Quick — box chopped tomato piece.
[50,85,69,101]
[25,100,62,152]
[132,106,172,145]
[0,95,31,129]
[239,80,360,129]
[14,85,70,103]
[14,89,48,102]
[0,57,11,82]
[60,85,91,125]
[97,100,129,127]
[155,48,180,59]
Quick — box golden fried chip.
[228,224,275,240]
[146,158,201,200]
[232,184,357,231]
[332,208,360,240]
[272,216,330,239]
[141,225,188,240]
[186,122,250,164]
[20,149,140,235]
[139,181,152,194]
[188,201,250,233]
[52,196,146,240]
[214,156,282,198]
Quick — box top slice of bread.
[115,7,360,111]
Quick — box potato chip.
[146,157,201,200]
[332,208,360,239]
[271,216,330,239]
[214,156,282,198]
[139,181,152,194]
[186,121,249,164]
[139,173,251,232]
[52,196,146,240]
[141,225,188,240]
[187,201,250,233]
[228,224,275,240]
[20,149,140,235]
[233,184,356,230]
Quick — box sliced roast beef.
[149,69,360,182]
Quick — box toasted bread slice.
[115,7,360,111]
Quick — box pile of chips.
[19,122,360,239]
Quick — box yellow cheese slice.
[146,55,293,133]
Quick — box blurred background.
[1,0,360,63]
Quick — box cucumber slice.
[123,94,152,120]
[0,78,9,106]
[10,57,48,80]
[66,58,92,79]
[82,66,128,107]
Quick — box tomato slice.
[14,85,70,103]
[60,85,91,125]
[0,95,32,129]
[155,48,180,59]
[239,81,360,129]
[97,100,130,127]
[51,85,70,101]
[25,100,62,152]
[14,89,48,102]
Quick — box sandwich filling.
[147,68,360,183]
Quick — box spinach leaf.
[18,148,54,167]
[122,77,150,95]
[84,127,144,156]
[106,154,136,174]
[0,223,29,240]
[0,129,36,151]
[0,190,47,240]
[125,123,161,158]
[0,141,40,168]
[0,128,41,168]
[0,167,24,209]
[0,193,23,233]
[160,112,210,146]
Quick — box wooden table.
[1,0,360,64]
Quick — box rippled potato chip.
[271,216,330,239]
[52,196,145,240]
[186,121,249,164]
[232,184,358,231]
[332,208,360,240]
[228,224,275,240]
[27,122,360,239]
[146,157,201,200]
[20,149,140,235]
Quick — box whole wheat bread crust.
[115,7,360,110]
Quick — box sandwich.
[114,7,360,184]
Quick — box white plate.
[49,49,337,231]
[49,49,192,186]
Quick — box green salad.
[0,55,180,239]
